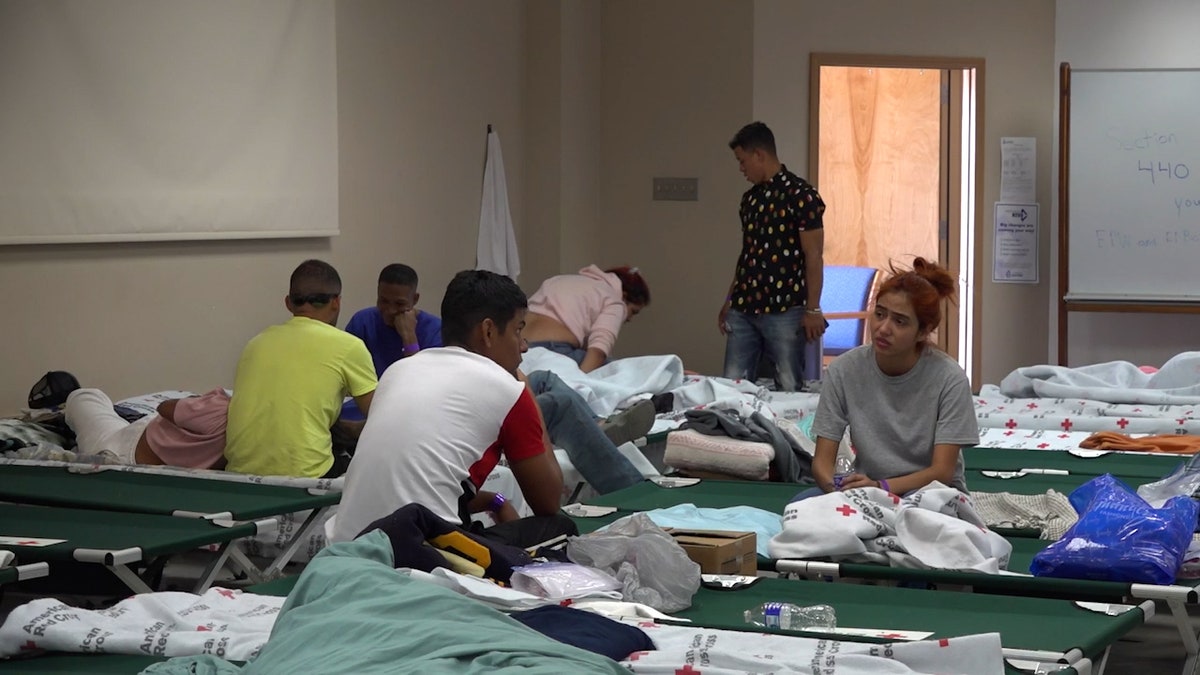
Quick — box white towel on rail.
[476,128,520,280]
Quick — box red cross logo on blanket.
[639,621,658,628]
[676,666,702,675]
[1058,433,1069,438]
[1117,418,1129,429]
[1005,418,1017,429]
[1004,430,1015,436]
[15,541,40,546]
[215,588,236,600]
[1026,402,1038,410]
[20,641,37,651]
[836,505,858,517]
[938,638,950,647]
[1038,443,1050,449]
[196,625,211,632]
[1179,418,1188,426]
[880,633,905,639]
[628,651,649,661]
[1060,419,1073,431]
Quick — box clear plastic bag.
[1136,455,1199,509]
[566,512,701,612]
[510,562,623,601]
[1032,473,1198,584]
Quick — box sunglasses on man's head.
[290,293,338,307]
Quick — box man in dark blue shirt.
[346,264,443,378]
[340,264,441,421]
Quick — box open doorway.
[810,54,983,387]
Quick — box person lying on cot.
[224,259,377,479]
[342,262,649,494]
[328,270,580,549]
[810,257,978,496]
[64,388,229,469]
[521,265,650,373]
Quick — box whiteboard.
[1067,69,1200,302]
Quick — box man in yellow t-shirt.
[225,259,378,478]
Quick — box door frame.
[809,53,985,388]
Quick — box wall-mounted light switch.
[652,177,699,201]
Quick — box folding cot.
[575,478,1200,675]
[0,463,340,579]
[0,503,275,594]
[961,446,1182,479]
[1,573,1127,674]
[672,575,1149,675]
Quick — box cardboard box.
[667,529,757,576]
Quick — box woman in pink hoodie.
[523,265,651,372]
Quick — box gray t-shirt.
[813,345,979,492]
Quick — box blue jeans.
[526,370,643,494]
[528,341,589,365]
[723,308,805,392]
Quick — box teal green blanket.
[142,531,627,674]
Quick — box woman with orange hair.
[523,265,651,373]
[811,258,979,495]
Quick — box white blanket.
[999,352,1200,404]
[625,623,1004,675]
[0,587,281,660]
[769,484,1012,573]
[520,348,684,417]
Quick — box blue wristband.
[488,493,507,513]
[402,342,420,354]
[878,478,890,493]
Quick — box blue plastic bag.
[1031,473,1198,585]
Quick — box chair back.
[822,266,883,356]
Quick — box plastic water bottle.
[832,447,855,490]
[743,602,837,630]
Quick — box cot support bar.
[260,507,327,578]
[16,562,49,581]
[223,544,266,586]
[774,559,841,580]
[1000,647,1072,665]
[192,541,241,593]
[105,564,155,594]
[1164,599,1199,675]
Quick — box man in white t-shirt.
[329,270,576,547]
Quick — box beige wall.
[18,1,1176,414]
[0,0,527,413]
[590,0,755,372]
[752,0,1058,387]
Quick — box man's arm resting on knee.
[500,388,564,517]
[509,452,564,517]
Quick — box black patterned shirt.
[731,165,825,314]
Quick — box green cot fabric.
[962,447,1181,479]
[0,503,260,562]
[587,479,796,512]
[675,576,1145,661]
[140,531,628,675]
[0,465,339,520]
[0,567,15,587]
[965,470,1155,496]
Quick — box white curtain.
[0,0,337,244]
[476,128,520,280]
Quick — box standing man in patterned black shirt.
[718,121,827,391]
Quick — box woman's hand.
[836,473,875,490]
